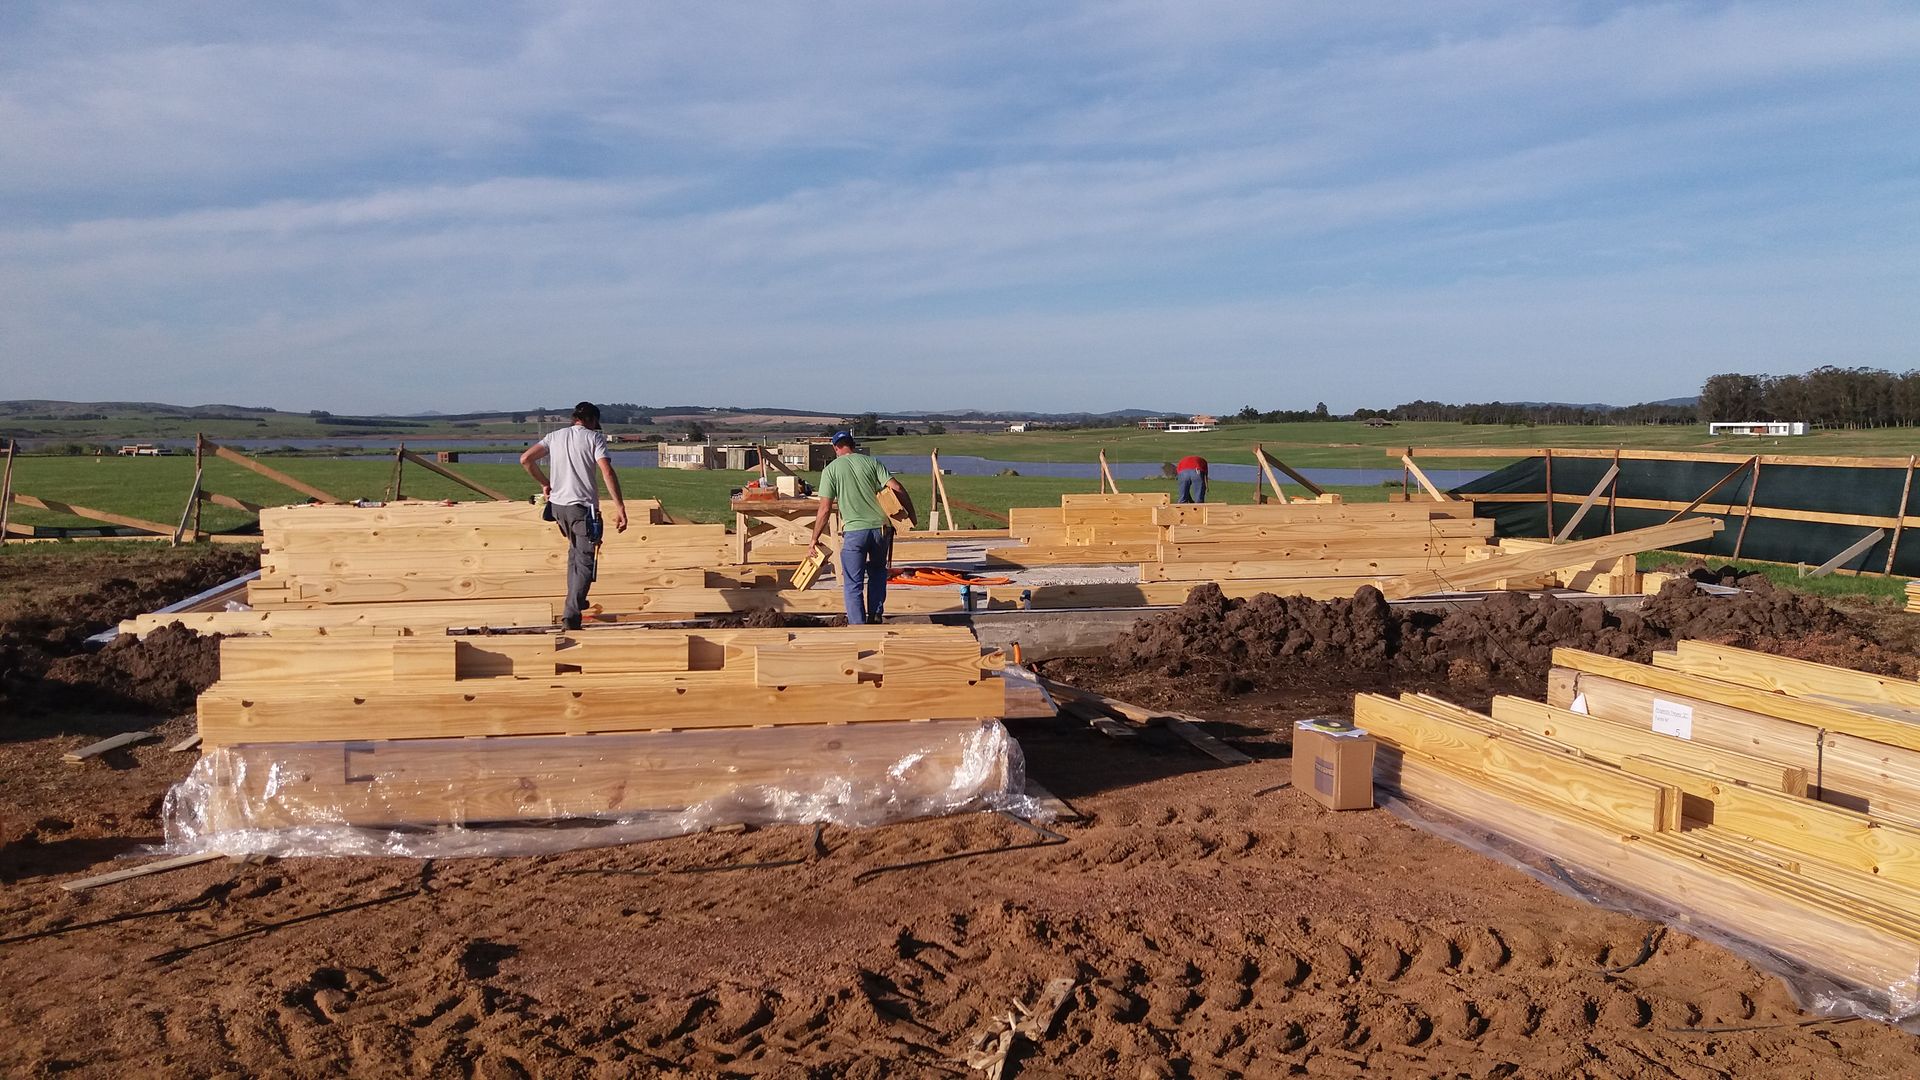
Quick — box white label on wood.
[1569,692,1589,716]
[1650,698,1694,740]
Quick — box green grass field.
[878,420,1920,469]
[6,452,1912,603]
[0,453,1397,534]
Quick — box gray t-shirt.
[541,425,609,507]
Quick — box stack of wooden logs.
[179,624,1020,836]
[1907,580,1920,614]
[118,496,1724,637]
[1365,642,1920,1011]
[124,499,768,636]
[988,492,1701,601]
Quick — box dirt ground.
[4,550,1920,1078]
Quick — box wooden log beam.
[204,438,341,503]
[1620,755,1920,889]
[1806,528,1887,578]
[1663,455,1758,524]
[1376,749,1920,1000]
[1097,449,1118,494]
[8,492,177,536]
[1473,491,1920,542]
[1257,444,1325,498]
[194,720,1014,831]
[1656,641,1920,712]
[1486,695,1807,795]
[1546,667,1822,774]
[941,497,1010,526]
[1355,693,1676,834]
[1554,648,1920,752]
[1144,555,1472,582]
[197,676,1010,745]
[198,491,266,513]
[1400,454,1451,503]
[1553,463,1620,542]
[932,450,957,531]
[1888,455,1916,575]
[172,464,204,545]
[0,438,14,542]
[1376,517,1722,600]
[1387,447,1920,469]
[399,449,510,500]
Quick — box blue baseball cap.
[831,430,854,446]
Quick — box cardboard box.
[1292,719,1377,811]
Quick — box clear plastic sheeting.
[164,719,1037,859]
[1382,791,1920,1031]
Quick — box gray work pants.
[551,502,598,629]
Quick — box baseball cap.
[831,430,854,446]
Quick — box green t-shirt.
[819,453,895,532]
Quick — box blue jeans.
[841,528,891,624]
[1177,470,1207,504]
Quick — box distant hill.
[0,400,281,418]
[1500,397,1697,411]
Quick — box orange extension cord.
[886,567,1015,587]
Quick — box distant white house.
[1007,422,1028,433]
[1709,421,1807,437]
[1165,422,1215,433]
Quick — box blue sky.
[1,1,1916,414]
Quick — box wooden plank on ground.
[1163,718,1256,765]
[64,731,159,763]
[60,852,227,892]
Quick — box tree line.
[1698,367,1920,428]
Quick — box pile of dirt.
[38,623,224,714]
[0,546,254,720]
[1098,576,1900,695]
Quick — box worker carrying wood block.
[807,432,917,625]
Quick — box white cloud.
[1,1,1918,411]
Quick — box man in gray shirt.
[520,402,629,629]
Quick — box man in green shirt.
[808,431,914,624]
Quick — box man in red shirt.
[1175,455,1208,503]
